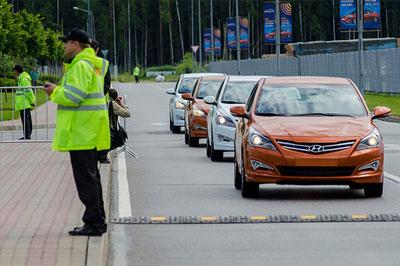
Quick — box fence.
[209,48,400,94]
[0,86,54,142]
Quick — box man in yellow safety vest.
[44,28,110,236]
[13,64,35,140]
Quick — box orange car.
[231,76,391,198]
[182,76,226,146]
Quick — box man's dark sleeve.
[104,66,111,96]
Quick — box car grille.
[276,140,355,154]
[278,167,355,177]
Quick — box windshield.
[221,81,258,104]
[196,80,224,99]
[178,78,197,94]
[255,84,368,116]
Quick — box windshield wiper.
[291,112,356,117]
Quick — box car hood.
[219,103,245,122]
[253,116,373,141]
[195,99,211,114]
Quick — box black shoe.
[74,224,107,233]
[69,224,105,236]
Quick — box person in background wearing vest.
[30,66,39,86]
[133,65,140,83]
[43,29,110,236]
[91,39,112,164]
[13,64,36,140]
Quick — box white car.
[167,73,225,133]
[204,75,270,161]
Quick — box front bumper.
[173,108,185,127]
[243,145,384,185]
[190,116,208,138]
[212,124,235,151]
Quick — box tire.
[211,145,223,161]
[172,125,181,134]
[364,183,383,198]
[169,120,173,132]
[349,184,363,190]
[241,159,259,198]
[206,138,211,157]
[184,129,189,144]
[188,134,199,147]
[234,158,241,190]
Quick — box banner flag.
[263,2,292,43]
[227,17,236,49]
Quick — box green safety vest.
[51,47,111,152]
[15,72,35,111]
[133,67,139,76]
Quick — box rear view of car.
[231,76,391,198]
[182,76,226,147]
[167,73,224,133]
[204,76,268,161]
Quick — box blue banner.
[214,29,222,56]
[263,2,292,43]
[340,0,357,30]
[364,0,381,29]
[227,17,236,49]
[203,28,211,54]
[240,17,250,49]
[280,3,292,43]
[263,3,275,43]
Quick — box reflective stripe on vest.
[101,59,107,76]
[58,104,107,111]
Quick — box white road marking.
[149,122,168,126]
[385,144,400,151]
[117,151,132,218]
[385,172,400,183]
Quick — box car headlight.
[175,100,185,109]
[248,127,276,150]
[356,128,381,151]
[216,110,235,127]
[193,106,206,117]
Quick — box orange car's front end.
[188,100,210,139]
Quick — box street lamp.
[73,6,95,38]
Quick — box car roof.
[181,73,225,78]
[262,76,352,85]
[227,75,272,82]
[200,75,227,81]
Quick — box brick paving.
[0,142,109,266]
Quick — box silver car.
[167,73,225,133]
[204,75,269,161]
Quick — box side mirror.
[203,96,216,105]
[372,106,391,119]
[181,93,194,101]
[230,106,248,118]
[166,89,175,95]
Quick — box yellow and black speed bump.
[110,213,400,224]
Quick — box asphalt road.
[108,82,400,266]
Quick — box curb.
[86,161,112,266]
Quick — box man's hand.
[44,82,56,96]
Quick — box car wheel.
[184,129,189,144]
[364,183,383,198]
[188,132,199,147]
[169,119,173,132]
[349,184,363,190]
[210,145,223,161]
[206,138,211,157]
[241,158,259,198]
[234,157,241,190]
[172,125,181,134]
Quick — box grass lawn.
[0,90,48,121]
[364,92,400,117]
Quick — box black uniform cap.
[59,28,91,44]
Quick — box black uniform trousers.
[69,150,106,226]
[20,109,32,139]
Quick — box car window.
[195,80,224,99]
[178,78,198,94]
[221,81,258,104]
[255,84,368,116]
[246,83,259,112]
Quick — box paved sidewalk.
[0,142,110,266]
